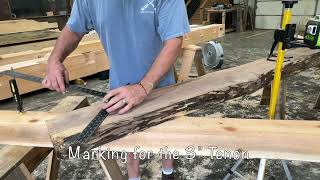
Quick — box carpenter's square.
[1,70,107,97]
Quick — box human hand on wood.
[102,84,148,114]
[42,62,69,93]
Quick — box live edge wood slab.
[0,48,319,159]
[1,112,320,162]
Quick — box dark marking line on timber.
[29,119,39,123]
[224,127,237,132]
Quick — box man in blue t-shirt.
[42,0,190,179]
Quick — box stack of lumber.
[0,47,109,101]
[0,30,60,47]
[0,20,59,46]
[0,20,58,34]
[0,48,319,161]
[0,24,225,101]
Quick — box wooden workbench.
[203,7,243,32]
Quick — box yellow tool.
[268,0,298,119]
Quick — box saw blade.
[1,70,107,97]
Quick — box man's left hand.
[102,84,147,114]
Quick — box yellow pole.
[268,8,293,119]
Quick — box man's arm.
[103,37,183,114]
[140,37,183,93]
[42,27,84,92]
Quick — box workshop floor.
[1,30,320,180]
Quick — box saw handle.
[9,79,23,113]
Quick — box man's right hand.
[42,61,69,93]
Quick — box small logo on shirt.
[140,0,155,14]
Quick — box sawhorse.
[224,79,291,180]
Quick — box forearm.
[48,26,83,64]
[141,37,183,91]
[104,37,182,114]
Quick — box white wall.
[255,0,320,29]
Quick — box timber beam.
[0,111,319,162]
[0,96,127,180]
[104,117,320,162]
[0,96,90,179]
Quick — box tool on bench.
[2,69,110,146]
[268,12,320,61]
[268,23,299,61]
[304,15,320,48]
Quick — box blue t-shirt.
[67,0,190,89]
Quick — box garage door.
[255,0,320,29]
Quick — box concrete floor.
[1,30,320,180]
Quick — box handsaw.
[1,69,109,147]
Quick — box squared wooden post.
[222,12,226,25]
[260,85,271,105]
[0,0,11,20]
[46,96,90,180]
[260,79,287,120]
[275,80,287,120]
[99,159,127,180]
[206,11,211,25]
[18,164,35,180]
[177,45,202,83]
[243,0,249,31]
[0,96,90,180]
[194,48,206,77]
[314,93,320,109]
[236,6,243,32]
[200,9,204,24]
